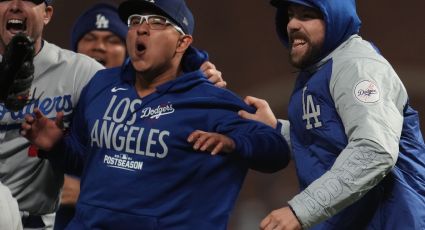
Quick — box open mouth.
[136,43,146,53]
[292,39,307,48]
[289,31,309,50]
[6,19,27,33]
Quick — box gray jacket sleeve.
[277,119,291,153]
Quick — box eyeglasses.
[127,14,185,35]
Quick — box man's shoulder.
[333,36,388,65]
[187,75,236,98]
[84,66,122,89]
[90,66,121,82]
[193,82,249,110]
[328,36,400,90]
[41,41,103,69]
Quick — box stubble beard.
[288,42,322,69]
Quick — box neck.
[134,64,182,98]
[33,38,43,55]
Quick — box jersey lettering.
[0,94,73,120]
[92,97,170,159]
[302,86,322,129]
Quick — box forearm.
[288,139,395,229]
[231,130,290,173]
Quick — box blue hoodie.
[272,0,425,229]
[49,49,290,229]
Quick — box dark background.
[44,1,425,229]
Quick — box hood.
[271,0,361,59]
[181,46,209,73]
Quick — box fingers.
[20,126,29,136]
[187,130,223,155]
[211,142,223,155]
[23,113,34,124]
[205,69,224,86]
[260,215,272,230]
[239,96,265,120]
[201,61,226,88]
[189,130,213,151]
[21,108,45,136]
[215,81,227,88]
[33,108,44,119]
[21,113,35,136]
[240,96,278,128]
[238,110,255,120]
[244,96,268,109]
[56,111,64,130]
[199,135,220,152]
[260,216,281,230]
[187,130,204,143]
[203,68,222,80]
[260,207,302,230]
[200,61,215,72]
[20,123,31,136]
[243,95,258,106]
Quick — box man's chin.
[289,48,308,68]
[289,48,321,69]
[290,58,316,69]
[2,31,25,45]
[289,55,306,69]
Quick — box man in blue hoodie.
[55,4,226,229]
[21,0,290,229]
[239,0,425,229]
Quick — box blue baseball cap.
[44,0,53,5]
[70,3,128,51]
[118,0,194,35]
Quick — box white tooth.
[8,19,24,24]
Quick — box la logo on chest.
[302,86,322,130]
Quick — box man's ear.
[44,6,54,25]
[176,35,193,54]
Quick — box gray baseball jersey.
[0,40,104,215]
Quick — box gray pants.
[0,182,22,230]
